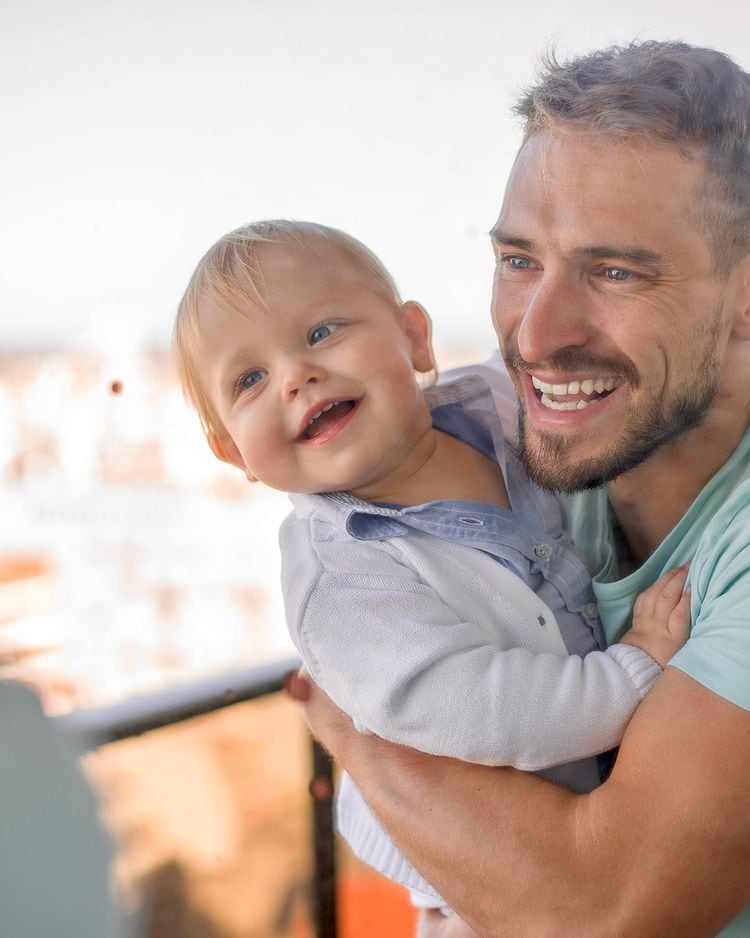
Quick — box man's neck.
[606,415,749,566]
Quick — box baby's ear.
[400,301,435,374]
[207,432,258,482]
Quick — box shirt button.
[533,544,552,560]
[583,602,599,619]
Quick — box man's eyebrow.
[489,229,663,268]
[572,245,663,266]
[488,228,534,251]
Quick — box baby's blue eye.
[309,322,340,344]
[241,369,265,389]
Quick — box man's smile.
[529,374,623,412]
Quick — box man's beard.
[507,312,723,495]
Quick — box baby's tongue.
[305,401,353,439]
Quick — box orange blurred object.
[339,871,419,938]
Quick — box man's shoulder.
[675,430,750,571]
[692,476,750,573]
[670,476,750,711]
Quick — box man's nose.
[514,274,592,366]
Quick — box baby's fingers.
[638,564,689,621]
[668,587,692,641]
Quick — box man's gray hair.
[515,41,750,275]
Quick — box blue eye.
[309,322,340,344]
[241,369,265,390]
[603,267,632,282]
[504,256,534,270]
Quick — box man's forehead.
[492,129,706,244]
[506,130,702,198]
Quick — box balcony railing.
[55,657,337,938]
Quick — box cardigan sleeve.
[282,522,661,771]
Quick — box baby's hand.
[620,565,691,667]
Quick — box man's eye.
[603,267,632,282]
[503,256,533,270]
[241,369,265,390]
[309,322,340,344]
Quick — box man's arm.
[300,667,750,937]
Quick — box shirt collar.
[288,374,563,543]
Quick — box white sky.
[2,0,749,354]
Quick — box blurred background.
[2,1,748,935]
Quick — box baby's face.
[198,244,433,497]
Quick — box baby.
[173,219,689,910]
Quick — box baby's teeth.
[567,381,580,394]
[308,402,338,426]
[580,379,594,395]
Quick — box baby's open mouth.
[300,400,356,440]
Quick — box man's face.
[490,131,734,493]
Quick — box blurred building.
[0,346,294,712]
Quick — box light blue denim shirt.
[302,375,606,659]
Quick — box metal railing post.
[54,658,340,937]
[310,739,338,938]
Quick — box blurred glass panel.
[86,693,314,938]
[0,348,295,713]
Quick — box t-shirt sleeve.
[668,484,750,711]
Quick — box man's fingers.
[284,668,312,702]
[417,910,481,937]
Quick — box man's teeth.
[531,375,620,411]
[531,376,618,395]
[308,402,337,426]
[540,394,596,411]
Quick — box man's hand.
[285,667,358,764]
[417,911,480,938]
[288,663,750,936]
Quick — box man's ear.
[730,254,750,340]
[400,301,435,374]
[208,432,258,482]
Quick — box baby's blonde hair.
[173,220,403,436]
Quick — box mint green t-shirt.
[566,426,750,937]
